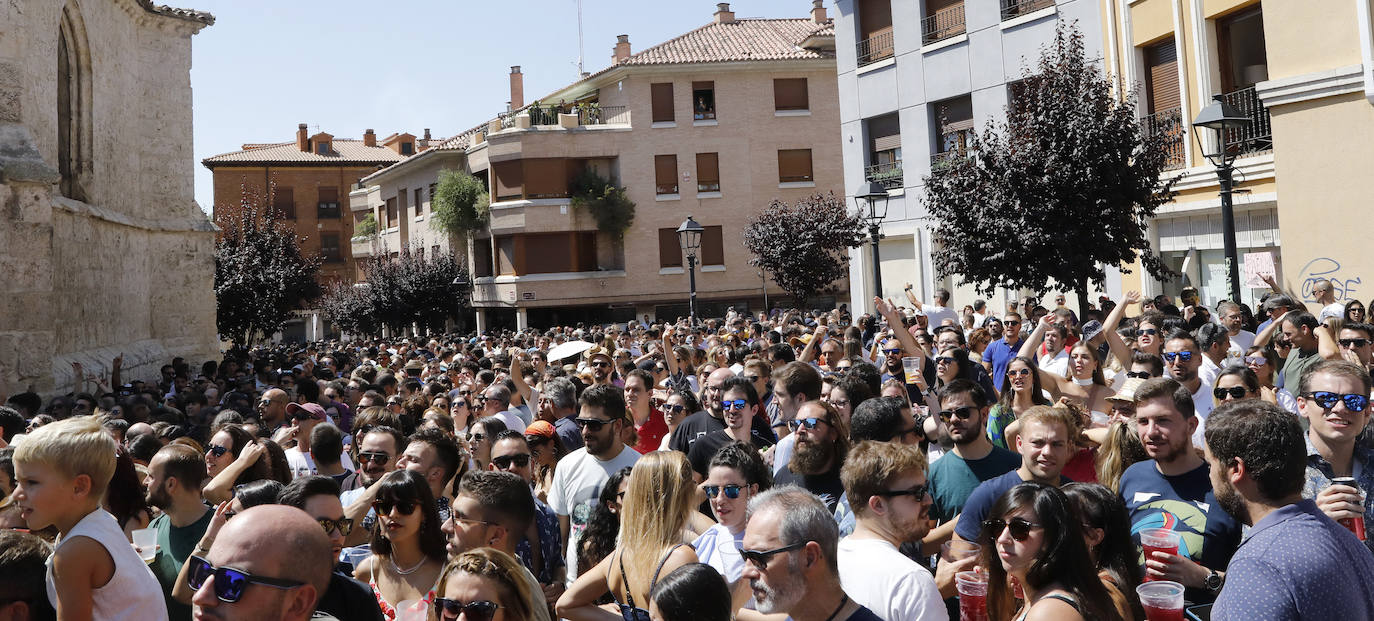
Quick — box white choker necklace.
[1072,377,1094,386]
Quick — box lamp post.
[677,215,703,325]
[855,182,890,307]
[1192,94,1253,304]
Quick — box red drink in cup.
[1139,528,1180,581]
[1332,477,1367,541]
[1137,581,1185,621]
[955,571,988,621]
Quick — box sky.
[190,0,818,213]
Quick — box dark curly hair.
[577,466,633,588]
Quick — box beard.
[146,486,171,511]
[1214,477,1248,525]
[751,555,805,613]
[790,435,835,475]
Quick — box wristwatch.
[1203,568,1223,592]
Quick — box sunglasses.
[663,404,686,413]
[1303,391,1370,412]
[1340,338,1371,348]
[434,598,501,621]
[205,444,228,458]
[491,454,532,469]
[935,356,956,366]
[875,483,929,500]
[703,484,745,499]
[882,348,903,355]
[1243,356,1268,365]
[451,400,468,408]
[1213,386,1250,400]
[983,517,1043,542]
[1006,368,1031,378]
[372,499,418,515]
[786,417,829,432]
[1125,371,1152,380]
[590,361,611,368]
[938,406,977,421]
[722,399,749,411]
[317,517,354,537]
[357,452,390,466]
[736,541,806,569]
[187,555,305,603]
[574,417,617,432]
[1162,351,1193,363]
[1136,328,1159,337]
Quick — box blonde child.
[12,416,168,621]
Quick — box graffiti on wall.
[1297,257,1361,303]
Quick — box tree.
[319,281,377,337]
[359,244,471,335]
[214,182,322,346]
[922,24,1178,314]
[743,192,866,308]
[430,169,490,235]
[570,168,635,237]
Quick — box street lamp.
[855,181,890,306]
[1192,94,1252,304]
[677,215,704,325]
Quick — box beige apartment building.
[355,2,842,331]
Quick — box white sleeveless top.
[46,509,169,621]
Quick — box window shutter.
[655,155,678,194]
[651,83,675,123]
[937,96,974,133]
[773,78,809,111]
[1145,40,1180,114]
[696,153,720,186]
[493,160,524,200]
[318,187,338,202]
[777,149,813,182]
[701,226,725,266]
[273,187,295,218]
[496,236,517,275]
[867,114,901,152]
[659,228,682,267]
[524,158,568,198]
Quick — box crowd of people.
[2,275,1374,621]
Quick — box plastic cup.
[902,357,923,384]
[1136,580,1185,621]
[393,599,426,621]
[131,528,158,563]
[1139,528,1180,581]
[942,540,981,562]
[955,571,988,621]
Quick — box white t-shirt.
[1227,330,1255,358]
[692,523,746,585]
[837,537,945,621]
[770,433,796,476]
[1190,380,1215,449]
[48,509,169,621]
[925,305,959,328]
[1038,348,1070,378]
[547,445,642,585]
[285,446,356,479]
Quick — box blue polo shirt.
[982,337,1023,390]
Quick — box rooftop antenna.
[576,0,585,77]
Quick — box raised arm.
[508,348,533,405]
[1253,310,1288,350]
[797,322,825,364]
[1316,323,1341,361]
[1103,292,1141,368]
[662,328,680,377]
[1017,315,1050,361]
[903,283,925,310]
[202,442,264,505]
[875,297,925,362]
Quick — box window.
[933,95,973,159]
[696,153,720,192]
[273,187,296,219]
[429,183,437,207]
[493,160,524,201]
[316,141,331,155]
[317,186,340,219]
[414,188,424,216]
[922,0,966,45]
[651,83,675,123]
[1216,7,1268,93]
[473,239,494,277]
[659,228,682,268]
[385,197,397,228]
[496,236,517,275]
[777,149,813,183]
[57,3,91,201]
[856,0,895,66]
[320,233,342,263]
[524,159,572,199]
[398,187,409,217]
[655,155,679,195]
[693,82,716,120]
[864,114,902,189]
[400,142,414,155]
[701,226,724,266]
[1144,39,1180,115]
[774,79,809,111]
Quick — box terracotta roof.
[136,0,214,25]
[808,22,835,38]
[617,18,834,67]
[203,140,406,166]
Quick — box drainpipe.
[1358,0,1374,105]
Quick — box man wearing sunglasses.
[277,476,383,621]
[583,348,616,386]
[927,381,1020,552]
[487,432,566,593]
[145,444,214,620]
[687,377,775,479]
[1298,361,1374,555]
[982,313,1025,389]
[340,426,409,547]
[444,471,555,621]
[1336,323,1374,371]
[1162,332,1215,448]
[190,505,334,621]
[953,407,1074,545]
[1216,301,1254,359]
[837,442,944,621]
[256,388,291,436]
[480,385,527,434]
[773,401,849,513]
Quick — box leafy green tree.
[570,168,635,237]
[922,24,1178,313]
[431,169,490,235]
[743,192,865,308]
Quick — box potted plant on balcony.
[431,169,490,237]
[570,168,635,238]
[352,212,378,240]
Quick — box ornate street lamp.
[855,181,890,305]
[1192,94,1252,304]
[676,215,704,325]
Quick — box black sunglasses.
[664,404,686,413]
[1303,391,1370,412]
[1213,386,1249,400]
[1125,371,1152,380]
[317,517,354,537]
[492,454,531,469]
[874,483,929,500]
[1136,328,1159,336]
[187,555,305,603]
[736,541,807,569]
[434,598,500,621]
[590,361,611,368]
[373,499,418,515]
[786,417,829,432]
[703,484,745,499]
[882,348,903,355]
[205,444,228,458]
[983,517,1043,542]
[1340,338,1371,348]
[938,406,977,421]
[356,452,390,466]
[574,417,617,432]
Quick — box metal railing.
[1001,0,1054,20]
[856,29,895,66]
[656,183,679,195]
[864,161,903,190]
[921,4,966,45]
[1219,86,1273,157]
[579,105,629,126]
[1142,107,1187,170]
[697,181,721,192]
[527,105,563,126]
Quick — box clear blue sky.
[191,0,819,213]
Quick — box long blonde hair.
[1094,421,1147,494]
[617,451,695,600]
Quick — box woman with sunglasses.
[468,416,509,472]
[1345,300,1367,325]
[450,395,474,438]
[657,390,699,452]
[828,375,873,425]
[523,421,567,504]
[978,482,1121,621]
[691,442,772,609]
[1244,345,1300,413]
[987,357,1053,451]
[1213,366,1261,405]
[431,547,534,621]
[170,480,285,602]
[355,469,448,620]
[558,451,700,621]
[202,423,278,504]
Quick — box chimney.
[613,35,631,64]
[363,128,376,147]
[296,123,308,151]
[422,128,431,145]
[811,0,827,24]
[509,66,524,110]
[714,3,735,24]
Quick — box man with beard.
[487,431,566,598]
[926,381,1020,551]
[1298,361,1374,555]
[688,377,775,479]
[740,487,881,621]
[276,476,383,621]
[1204,400,1374,619]
[548,385,641,585]
[144,444,213,620]
[773,400,849,513]
[1119,378,1240,603]
[340,426,406,546]
[1162,330,1214,448]
[837,442,944,621]
[584,348,617,386]
[953,406,1074,544]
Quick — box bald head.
[258,389,290,426]
[705,367,737,416]
[204,505,331,616]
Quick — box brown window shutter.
[524,232,573,274]
[927,0,961,13]
[858,0,893,37]
[273,187,295,218]
[868,114,901,152]
[1145,39,1180,114]
[524,158,568,198]
[318,186,338,202]
[701,225,725,266]
[692,81,713,92]
[473,239,494,277]
[659,228,682,267]
[655,155,678,194]
[778,149,813,183]
[696,153,720,185]
[496,236,517,275]
[651,83,675,123]
[774,78,809,111]
[577,232,597,271]
[493,160,523,200]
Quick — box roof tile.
[203,140,406,165]
[619,18,833,66]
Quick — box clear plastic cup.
[131,528,158,563]
[902,357,923,384]
[941,540,981,562]
[1136,580,1185,621]
[1139,528,1181,581]
[955,571,989,621]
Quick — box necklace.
[389,554,426,576]
[822,594,849,621]
[1072,377,1094,386]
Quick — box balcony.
[350,235,377,259]
[856,28,895,67]
[1218,86,1273,157]
[921,4,966,46]
[1001,0,1053,20]
[1142,107,1186,170]
[864,161,903,190]
[578,105,629,126]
